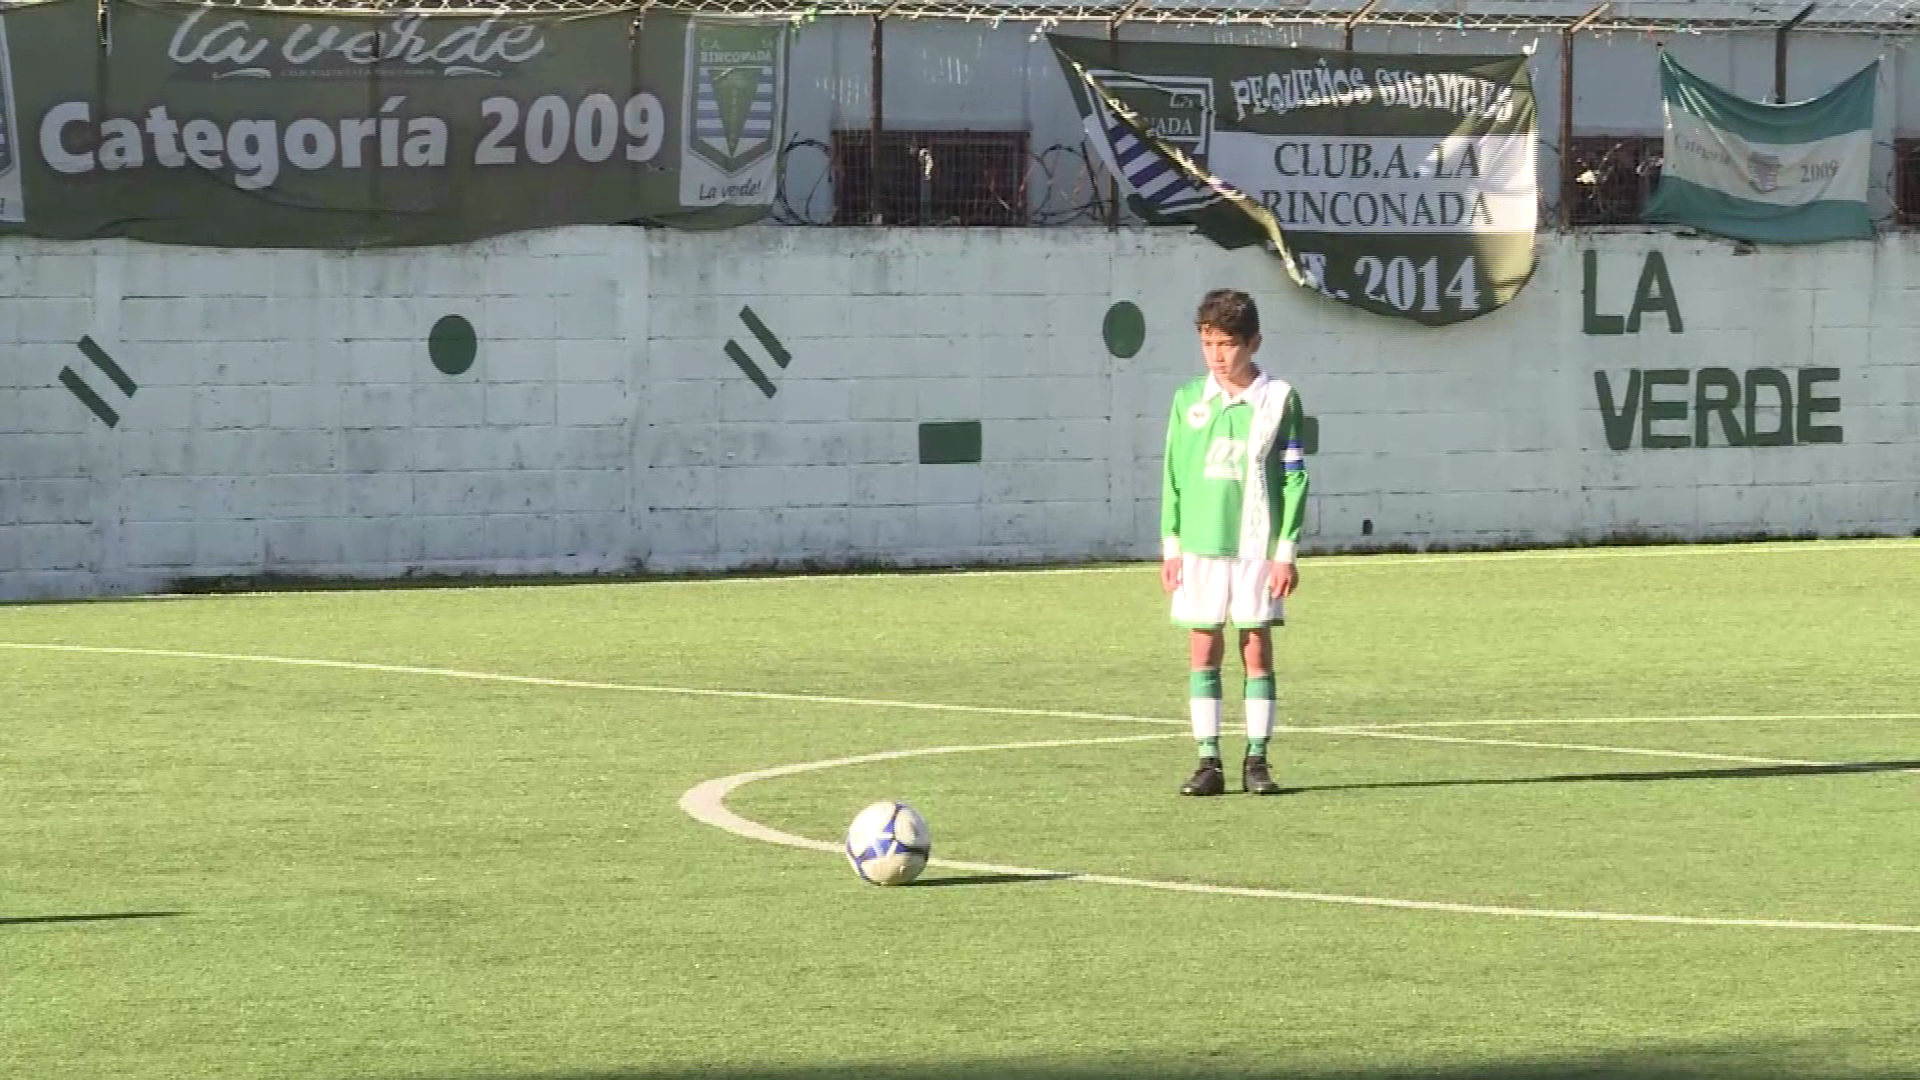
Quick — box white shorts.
[1171,555,1284,629]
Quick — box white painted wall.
[0,229,649,598]
[2,225,1918,600]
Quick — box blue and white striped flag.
[1080,72,1233,217]
[1088,112,1221,216]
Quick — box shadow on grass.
[1295,759,1920,795]
[0,911,187,928]
[906,872,1074,887]
[438,1040,1917,1080]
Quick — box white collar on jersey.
[1204,369,1268,405]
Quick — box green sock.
[1246,674,1276,759]
[1189,669,1222,760]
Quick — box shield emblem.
[686,23,785,176]
[1084,70,1229,216]
[1748,151,1782,194]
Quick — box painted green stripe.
[78,337,137,398]
[738,306,791,370]
[1661,52,1875,143]
[1644,176,1873,244]
[724,341,778,399]
[58,367,119,427]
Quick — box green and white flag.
[1049,36,1538,327]
[1645,51,1876,244]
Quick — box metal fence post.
[1343,0,1380,54]
[870,10,887,224]
[1777,3,1818,103]
[1560,3,1611,231]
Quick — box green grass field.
[4,539,1919,1080]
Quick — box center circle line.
[678,734,1920,935]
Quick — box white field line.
[0,643,1181,725]
[1316,729,1828,768]
[5,643,1914,773]
[13,641,1915,930]
[678,737,1920,935]
[1353,714,1920,730]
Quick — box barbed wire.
[672,1,1917,33]
[771,138,833,225]
[769,135,1110,226]
[1561,134,1911,230]
[88,0,1920,32]
[27,0,1909,228]
[769,126,1912,233]
[1564,136,1664,226]
[1030,143,1110,225]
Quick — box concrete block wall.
[2,226,1917,600]
[644,228,1129,570]
[0,229,649,599]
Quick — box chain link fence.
[772,134,1110,227]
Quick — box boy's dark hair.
[1195,289,1260,341]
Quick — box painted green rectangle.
[918,421,982,465]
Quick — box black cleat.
[1242,755,1281,795]
[1181,757,1226,796]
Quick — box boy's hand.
[1161,557,1183,594]
[1269,561,1297,599]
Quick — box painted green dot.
[429,315,477,376]
[1103,301,1145,359]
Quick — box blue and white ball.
[844,800,931,886]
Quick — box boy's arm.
[1160,395,1183,559]
[1269,387,1309,563]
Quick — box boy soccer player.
[1160,289,1308,796]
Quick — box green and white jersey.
[1159,371,1309,563]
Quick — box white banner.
[1663,106,1871,209]
[1209,133,1537,234]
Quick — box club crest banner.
[1051,35,1539,327]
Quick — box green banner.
[1049,36,1538,327]
[1644,51,1875,245]
[0,0,787,247]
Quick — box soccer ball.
[844,800,931,886]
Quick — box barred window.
[1565,136,1665,226]
[1896,140,1920,227]
[832,130,1029,226]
